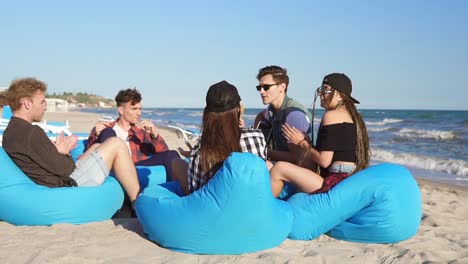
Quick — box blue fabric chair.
[0,135,169,226]
[287,163,422,243]
[0,147,124,225]
[2,106,12,119]
[136,152,294,254]
[71,139,168,187]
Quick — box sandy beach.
[1,111,467,263]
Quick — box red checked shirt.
[86,120,169,163]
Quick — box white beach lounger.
[168,125,200,146]
[33,120,72,136]
[1,118,88,146]
[0,118,9,131]
[98,115,115,122]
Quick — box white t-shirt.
[113,124,132,155]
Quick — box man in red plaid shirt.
[86,88,181,181]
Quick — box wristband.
[297,138,307,145]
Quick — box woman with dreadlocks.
[269,73,370,197]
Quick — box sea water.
[80,108,468,187]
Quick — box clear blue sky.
[1,0,467,110]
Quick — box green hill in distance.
[46,92,114,107]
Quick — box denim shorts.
[328,163,356,174]
[69,150,109,187]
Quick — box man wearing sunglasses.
[254,65,311,166]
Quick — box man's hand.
[140,120,158,138]
[94,121,110,136]
[54,132,79,155]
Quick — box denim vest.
[265,96,311,151]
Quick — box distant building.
[98,101,112,108]
[46,98,69,112]
[69,102,86,108]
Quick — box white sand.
[1,111,467,263]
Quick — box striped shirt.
[3,117,77,187]
[188,128,267,193]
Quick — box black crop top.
[316,122,357,163]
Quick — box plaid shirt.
[188,128,267,193]
[86,120,169,163]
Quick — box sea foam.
[372,149,468,177]
[394,128,456,140]
[366,118,403,126]
[367,127,392,132]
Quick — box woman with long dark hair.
[270,73,370,196]
[174,80,267,194]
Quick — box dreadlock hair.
[198,107,242,178]
[338,92,370,172]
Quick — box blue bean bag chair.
[287,163,422,243]
[136,152,294,255]
[0,147,124,225]
[2,106,12,119]
[71,139,168,187]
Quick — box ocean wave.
[243,114,257,119]
[394,128,456,140]
[372,149,468,177]
[367,127,392,132]
[152,111,169,116]
[189,112,203,117]
[366,118,403,126]
[152,118,164,124]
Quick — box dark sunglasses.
[316,86,333,95]
[256,83,279,91]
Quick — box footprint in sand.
[421,214,439,227]
[301,248,319,257]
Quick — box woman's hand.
[177,141,194,158]
[282,124,307,145]
[239,118,245,128]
